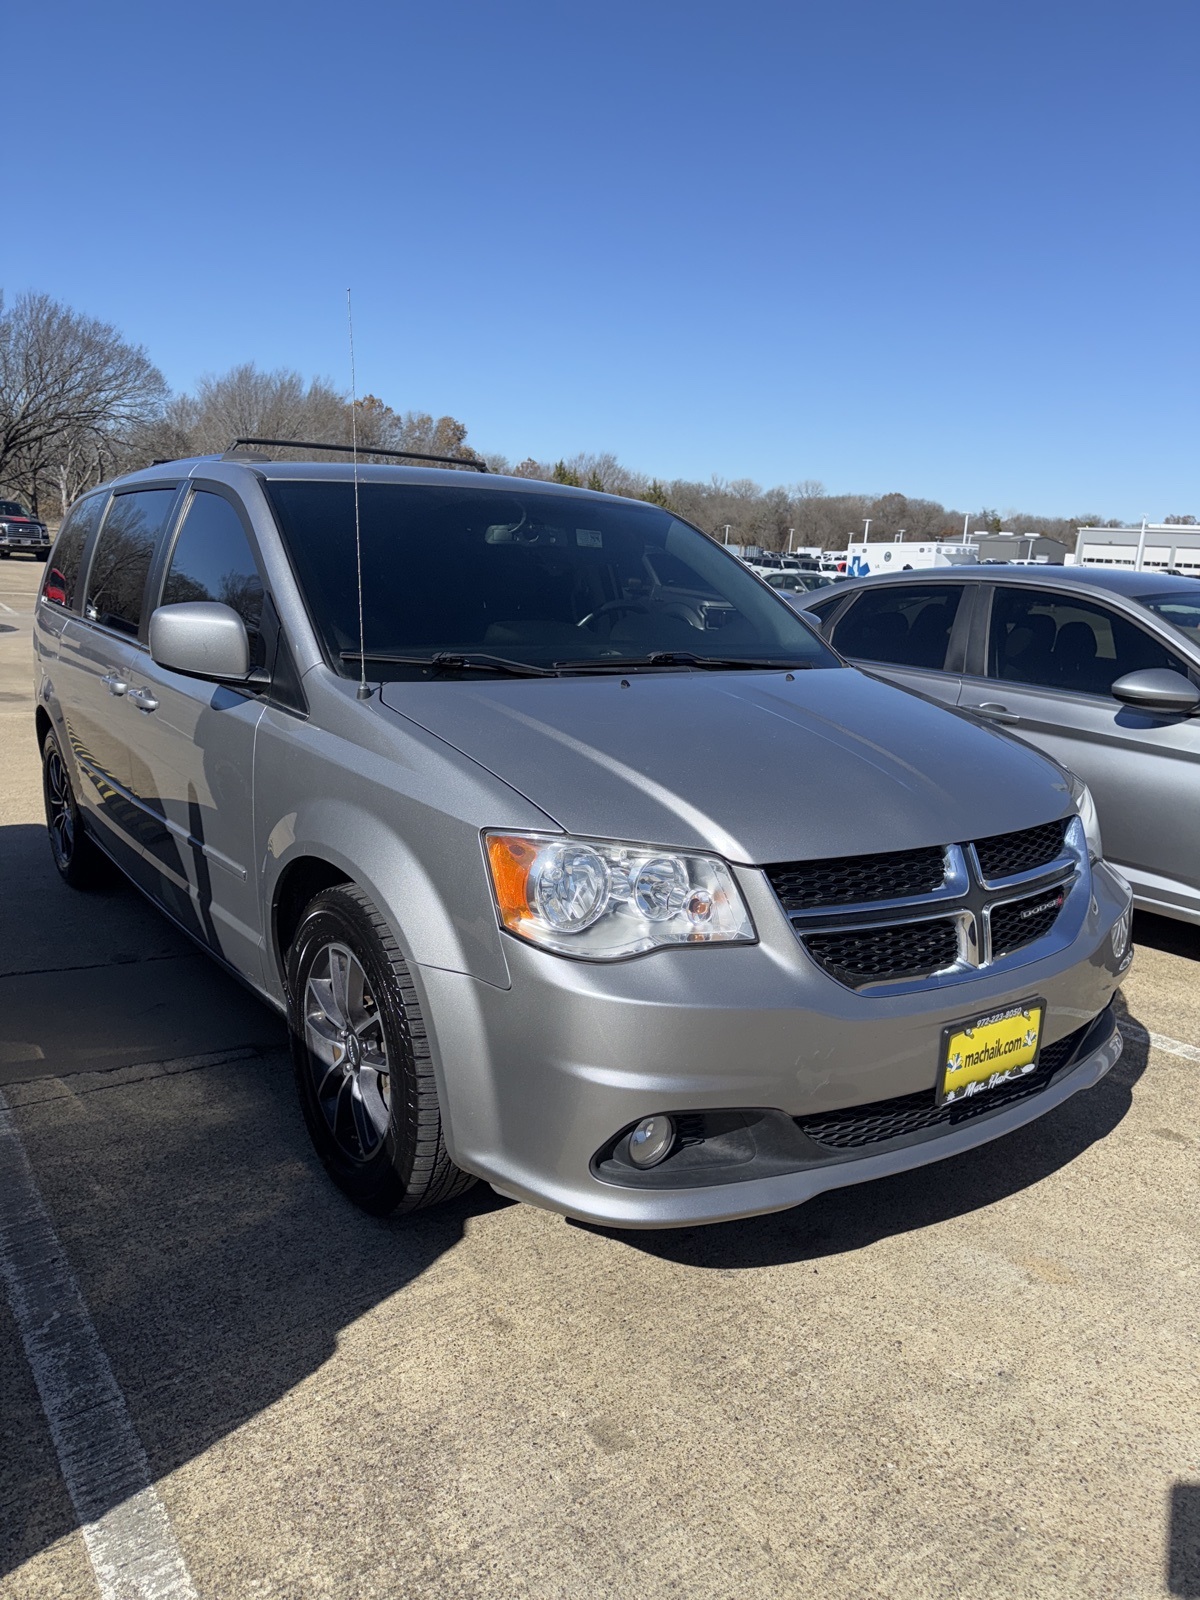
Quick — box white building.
[1075,525,1200,575]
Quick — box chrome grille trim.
[972,817,1073,886]
[768,846,971,921]
[772,817,1087,994]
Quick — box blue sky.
[8,0,1197,517]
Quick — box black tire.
[42,728,110,889]
[34,550,49,562]
[287,883,476,1216]
[0,550,9,559]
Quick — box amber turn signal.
[485,834,540,931]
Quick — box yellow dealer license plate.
[938,999,1044,1106]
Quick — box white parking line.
[1118,1020,1200,1064]
[0,600,16,613]
[0,1091,198,1600]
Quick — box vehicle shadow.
[1132,909,1200,962]
[602,995,1149,1273]
[0,822,190,984]
[0,825,513,1581]
[1169,1482,1200,1596]
[0,1041,513,1581]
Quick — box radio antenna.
[347,288,371,700]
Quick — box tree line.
[0,288,1171,547]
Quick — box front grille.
[764,846,944,912]
[974,818,1069,881]
[802,918,959,986]
[989,887,1067,959]
[768,817,1077,989]
[795,1020,1091,1150]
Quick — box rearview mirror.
[149,601,252,682]
[1110,667,1200,715]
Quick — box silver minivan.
[33,454,1131,1227]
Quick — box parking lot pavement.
[1,551,1197,1600]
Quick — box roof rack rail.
[222,437,489,472]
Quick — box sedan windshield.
[1138,591,1200,648]
[266,480,840,679]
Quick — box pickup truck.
[0,499,51,559]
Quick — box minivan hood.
[378,667,1071,863]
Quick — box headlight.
[484,832,756,959]
[1070,775,1103,863]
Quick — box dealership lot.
[0,555,1196,1599]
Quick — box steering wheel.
[575,600,651,630]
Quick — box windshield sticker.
[576,529,603,548]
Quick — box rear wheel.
[42,728,109,888]
[287,883,475,1215]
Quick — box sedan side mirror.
[149,601,252,682]
[1111,667,1200,715]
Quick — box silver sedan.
[793,565,1200,925]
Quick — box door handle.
[127,686,159,713]
[101,671,128,697]
[975,701,1020,724]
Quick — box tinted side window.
[988,587,1179,696]
[42,495,104,609]
[831,585,963,669]
[84,490,176,636]
[162,492,264,630]
[804,595,843,630]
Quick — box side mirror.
[1111,667,1200,716]
[149,601,252,682]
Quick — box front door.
[124,487,268,983]
[958,583,1200,917]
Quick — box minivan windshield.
[266,480,840,679]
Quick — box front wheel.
[287,883,476,1216]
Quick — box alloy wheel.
[303,941,391,1162]
[44,745,76,869]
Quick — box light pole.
[1134,516,1148,571]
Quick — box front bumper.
[0,526,49,550]
[416,859,1132,1228]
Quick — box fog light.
[1112,909,1132,962]
[627,1115,675,1168]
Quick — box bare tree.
[176,363,349,455]
[0,291,167,514]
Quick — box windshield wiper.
[340,650,555,678]
[553,651,817,673]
